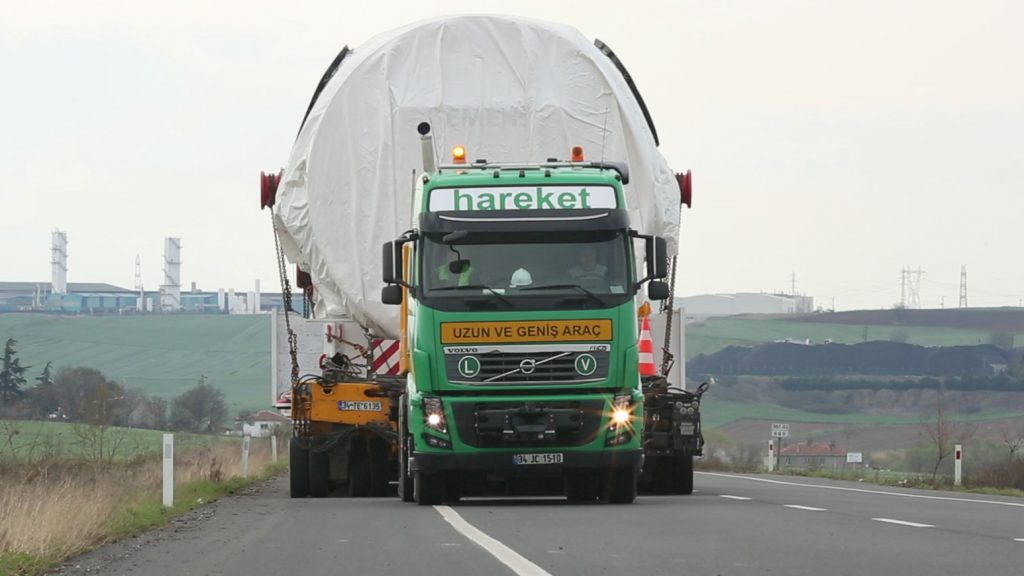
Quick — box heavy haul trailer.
[264,15,700,503]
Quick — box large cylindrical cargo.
[274,15,682,337]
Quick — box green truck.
[383,125,674,504]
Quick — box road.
[57,472,1023,576]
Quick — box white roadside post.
[954,444,963,486]
[272,435,278,463]
[162,433,174,508]
[242,434,251,479]
[767,440,775,472]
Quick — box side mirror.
[647,280,670,301]
[645,236,668,280]
[381,285,403,305]
[382,241,398,284]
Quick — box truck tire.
[414,471,444,505]
[565,471,599,502]
[289,437,310,498]
[444,474,463,503]
[673,455,694,495]
[369,436,390,497]
[605,467,638,504]
[309,448,331,498]
[398,399,415,502]
[650,457,674,495]
[348,438,371,497]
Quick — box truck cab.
[383,148,670,504]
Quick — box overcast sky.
[2,0,1021,310]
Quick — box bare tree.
[920,386,978,481]
[1000,422,1024,463]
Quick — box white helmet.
[509,268,533,287]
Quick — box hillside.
[0,313,271,412]
[685,308,1024,359]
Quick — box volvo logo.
[519,358,537,374]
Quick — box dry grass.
[0,435,279,569]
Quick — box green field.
[685,316,1010,359]
[0,313,271,412]
[700,398,1021,429]
[0,420,238,461]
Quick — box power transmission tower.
[134,255,143,291]
[790,271,797,296]
[909,267,924,309]
[959,266,968,308]
[900,268,907,308]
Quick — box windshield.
[420,230,632,310]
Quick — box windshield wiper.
[520,284,605,306]
[433,284,513,306]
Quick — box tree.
[1000,422,1024,463]
[53,367,129,425]
[920,385,978,481]
[0,338,29,404]
[30,361,60,419]
[169,376,228,433]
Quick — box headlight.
[609,393,635,430]
[422,396,447,434]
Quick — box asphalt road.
[57,472,1024,576]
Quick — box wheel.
[289,437,310,498]
[369,436,391,497]
[414,471,444,505]
[565,471,599,502]
[651,457,674,495]
[348,438,371,497]
[605,467,638,504]
[309,448,331,498]
[398,399,415,502]
[444,474,463,503]
[673,455,694,495]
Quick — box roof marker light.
[452,146,467,164]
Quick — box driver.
[568,246,607,281]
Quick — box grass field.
[0,420,237,462]
[684,315,1015,359]
[0,313,271,412]
[700,398,1022,429]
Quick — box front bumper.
[409,448,642,473]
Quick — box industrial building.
[680,292,814,322]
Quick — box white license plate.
[337,401,382,412]
[512,453,564,465]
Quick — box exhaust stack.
[418,122,436,173]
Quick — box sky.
[1,0,1022,311]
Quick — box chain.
[271,211,300,383]
[659,255,678,377]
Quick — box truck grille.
[444,346,610,385]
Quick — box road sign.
[771,423,789,438]
[847,452,863,463]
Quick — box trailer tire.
[605,467,638,504]
[348,438,371,497]
[444,474,463,503]
[309,448,331,498]
[650,457,674,495]
[414,471,444,506]
[565,472,600,502]
[673,455,694,495]
[369,436,390,497]
[289,437,310,498]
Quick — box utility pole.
[959,266,968,308]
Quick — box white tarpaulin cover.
[274,15,682,338]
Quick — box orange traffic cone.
[638,315,657,376]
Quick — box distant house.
[777,442,849,471]
[241,410,290,437]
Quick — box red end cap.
[260,170,283,210]
[296,266,312,290]
[677,170,693,208]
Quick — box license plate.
[512,453,564,465]
[338,401,382,412]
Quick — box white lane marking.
[435,505,553,576]
[785,505,827,511]
[1014,538,1024,543]
[872,518,934,528]
[720,495,752,501]
[699,472,1024,508]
